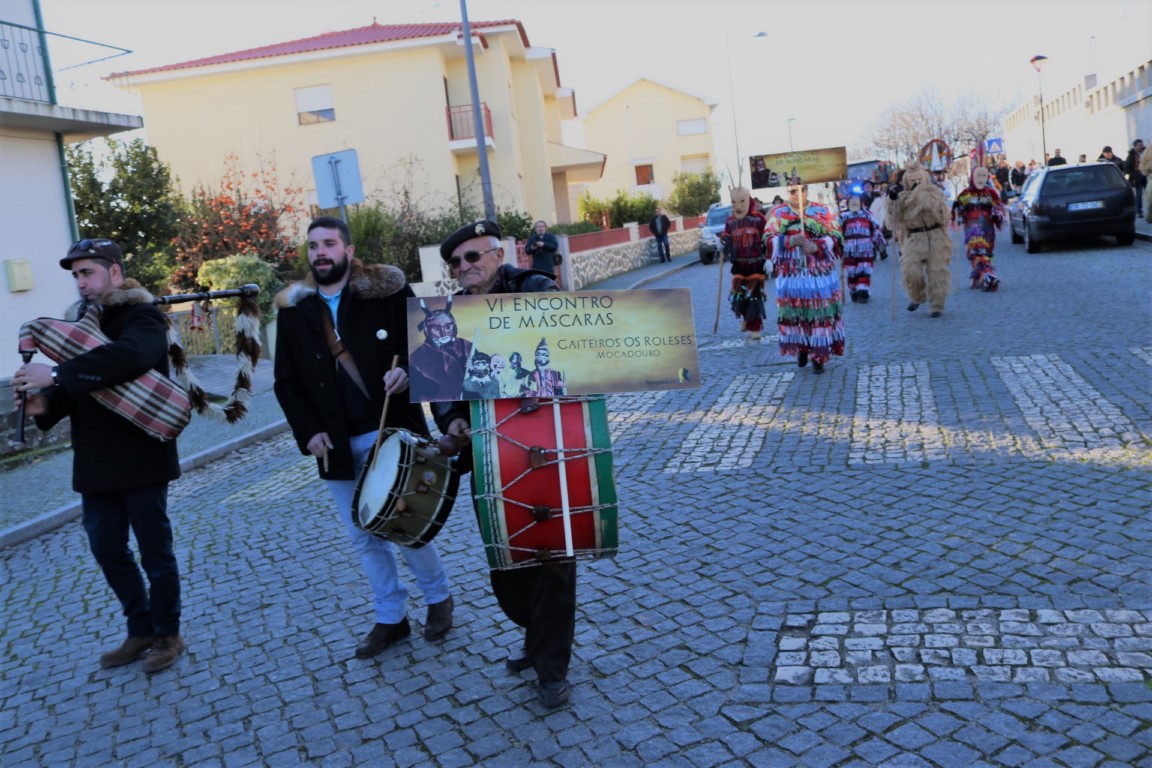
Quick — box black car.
[1008,162,1136,252]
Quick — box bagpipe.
[13,284,262,444]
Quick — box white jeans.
[325,432,451,623]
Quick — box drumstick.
[373,354,401,456]
[551,399,575,558]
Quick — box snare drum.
[471,395,618,570]
[352,428,460,547]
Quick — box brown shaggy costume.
[886,162,953,315]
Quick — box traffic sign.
[985,138,1005,155]
[311,149,365,219]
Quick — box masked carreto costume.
[765,192,846,370]
[952,166,1005,292]
[838,196,886,303]
[721,187,768,339]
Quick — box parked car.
[1008,162,1136,252]
[697,203,731,264]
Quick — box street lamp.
[787,118,796,152]
[460,0,495,220]
[1030,54,1048,164]
[725,31,767,188]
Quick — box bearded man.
[273,216,455,658]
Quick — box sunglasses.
[447,246,499,270]
[70,238,113,253]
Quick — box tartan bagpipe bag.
[19,305,192,442]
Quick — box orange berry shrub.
[172,154,305,291]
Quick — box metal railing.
[0,21,51,102]
[446,103,493,141]
[166,307,241,356]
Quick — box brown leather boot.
[99,635,154,668]
[142,634,185,674]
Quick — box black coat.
[35,283,181,494]
[525,232,560,273]
[273,262,428,480]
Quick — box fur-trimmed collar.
[274,259,407,309]
[64,278,154,321]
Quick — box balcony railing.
[0,21,51,102]
[446,103,493,142]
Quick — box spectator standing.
[1139,143,1152,224]
[994,160,1010,194]
[1097,146,1124,170]
[649,205,672,263]
[1010,161,1027,193]
[524,220,560,277]
[1047,149,1068,166]
[1123,140,1146,218]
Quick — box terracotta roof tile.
[111,20,522,78]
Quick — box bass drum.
[351,428,460,547]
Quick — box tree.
[172,154,304,291]
[665,169,721,216]
[66,138,183,295]
[859,85,1010,168]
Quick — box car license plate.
[1068,201,1104,211]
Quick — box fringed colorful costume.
[952,166,1005,292]
[838,197,886,302]
[721,187,768,339]
[765,193,845,370]
[886,162,953,316]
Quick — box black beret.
[61,238,124,269]
[440,220,502,261]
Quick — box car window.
[1042,166,1128,194]
[705,207,731,226]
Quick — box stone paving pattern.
[1,234,1151,767]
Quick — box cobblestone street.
[1,234,1150,767]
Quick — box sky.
[39,0,1151,184]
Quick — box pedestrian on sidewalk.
[12,238,185,674]
[272,216,454,659]
[432,219,579,710]
[649,205,672,263]
[525,220,560,277]
[1123,139,1146,218]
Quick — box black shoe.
[907,302,920,312]
[812,361,825,374]
[506,654,534,673]
[930,311,942,318]
[858,293,869,304]
[797,350,808,368]
[538,679,571,709]
[423,596,454,642]
[355,618,411,658]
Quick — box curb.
[0,419,288,550]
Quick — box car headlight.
[701,231,719,246]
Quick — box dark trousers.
[81,483,181,637]
[490,560,576,682]
[655,234,671,262]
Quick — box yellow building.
[107,20,603,225]
[574,78,717,208]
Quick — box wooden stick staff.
[372,354,401,456]
[712,239,726,334]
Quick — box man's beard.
[310,256,349,286]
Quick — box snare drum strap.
[320,308,372,402]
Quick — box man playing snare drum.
[273,216,455,658]
[432,220,578,709]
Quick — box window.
[295,85,335,125]
[677,118,707,136]
[681,155,709,174]
[634,164,655,185]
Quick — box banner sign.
[749,146,848,189]
[406,289,701,402]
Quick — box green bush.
[197,253,283,325]
[579,190,658,229]
[665,169,722,217]
[496,209,536,241]
[550,221,602,236]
